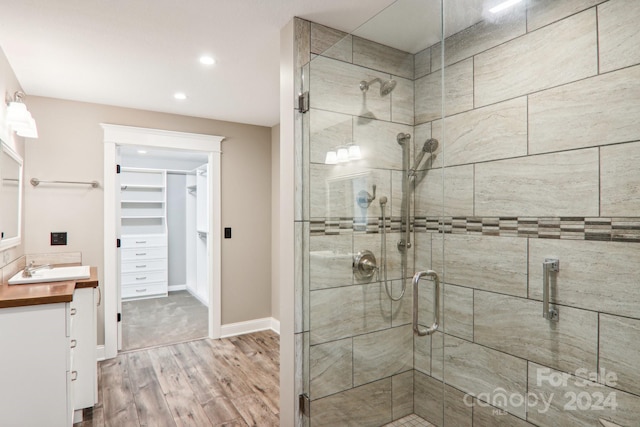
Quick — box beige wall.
[24,96,273,344]
[271,124,280,322]
[0,47,25,269]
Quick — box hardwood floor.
[79,331,280,427]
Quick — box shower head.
[360,78,397,96]
[409,138,439,177]
[379,196,388,205]
[396,132,411,145]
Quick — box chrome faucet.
[22,261,52,278]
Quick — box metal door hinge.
[117,238,121,248]
[299,393,310,417]
[298,91,309,113]
[117,313,122,322]
[116,164,121,174]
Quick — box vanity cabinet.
[120,167,168,300]
[0,286,98,426]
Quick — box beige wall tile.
[529,65,640,155]
[353,36,413,79]
[443,284,473,341]
[309,163,392,219]
[474,291,598,376]
[473,402,536,427]
[414,47,431,79]
[527,0,605,32]
[310,23,352,63]
[353,231,411,284]
[435,3,526,71]
[353,325,412,386]
[26,252,81,266]
[391,76,414,125]
[352,117,412,171]
[598,0,640,72]
[600,314,640,396]
[431,97,527,168]
[601,141,640,216]
[392,371,414,419]
[430,331,444,381]
[414,371,443,427]
[309,109,352,165]
[311,379,392,427]
[414,232,432,274]
[414,333,432,376]
[415,59,473,124]
[295,18,310,68]
[414,165,474,217]
[391,279,412,327]
[444,335,528,418]
[475,149,599,217]
[527,362,640,427]
[432,234,528,297]
[475,9,597,107]
[529,239,640,319]
[310,56,390,120]
[309,283,391,344]
[444,385,472,427]
[309,338,352,399]
[309,234,352,290]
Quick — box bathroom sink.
[8,265,91,285]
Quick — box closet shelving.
[120,167,168,300]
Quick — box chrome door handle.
[543,258,559,321]
[413,270,440,336]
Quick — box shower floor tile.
[384,413,434,427]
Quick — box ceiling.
[0,0,400,128]
[0,0,490,128]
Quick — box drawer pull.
[71,371,78,381]
[136,276,147,280]
[136,288,147,293]
[70,308,77,316]
[70,339,77,349]
[135,241,147,244]
[136,253,147,256]
[136,265,147,268]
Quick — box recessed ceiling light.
[489,0,523,13]
[137,149,147,154]
[174,92,187,100]
[199,55,215,66]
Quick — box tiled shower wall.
[411,1,640,426]
[294,0,640,426]
[294,18,424,427]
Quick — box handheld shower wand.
[379,196,405,301]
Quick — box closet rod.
[30,178,100,188]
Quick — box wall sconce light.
[6,91,38,139]
[325,144,362,165]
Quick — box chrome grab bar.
[543,258,559,321]
[413,270,440,336]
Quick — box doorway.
[102,124,224,359]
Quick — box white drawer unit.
[120,167,169,300]
[121,258,166,273]
[122,282,168,299]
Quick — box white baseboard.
[168,284,187,292]
[96,345,106,361]
[221,317,281,338]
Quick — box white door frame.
[102,124,224,359]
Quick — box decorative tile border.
[310,216,640,243]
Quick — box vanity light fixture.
[348,144,362,160]
[336,146,350,163]
[5,91,38,139]
[325,150,338,165]
[174,92,187,100]
[489,0,523,13]
[199,55,215,66]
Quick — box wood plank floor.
[79,331,280,427]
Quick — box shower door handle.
[413,270,440,336]
[543,258,559,321]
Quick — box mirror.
[0,140,23,249]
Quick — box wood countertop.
[0,266,98,309]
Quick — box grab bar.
[30,178,100,188]
[543,258,559,321]
[413,270,440,336]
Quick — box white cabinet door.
[71,287,97,410]
[0,303,69,427]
